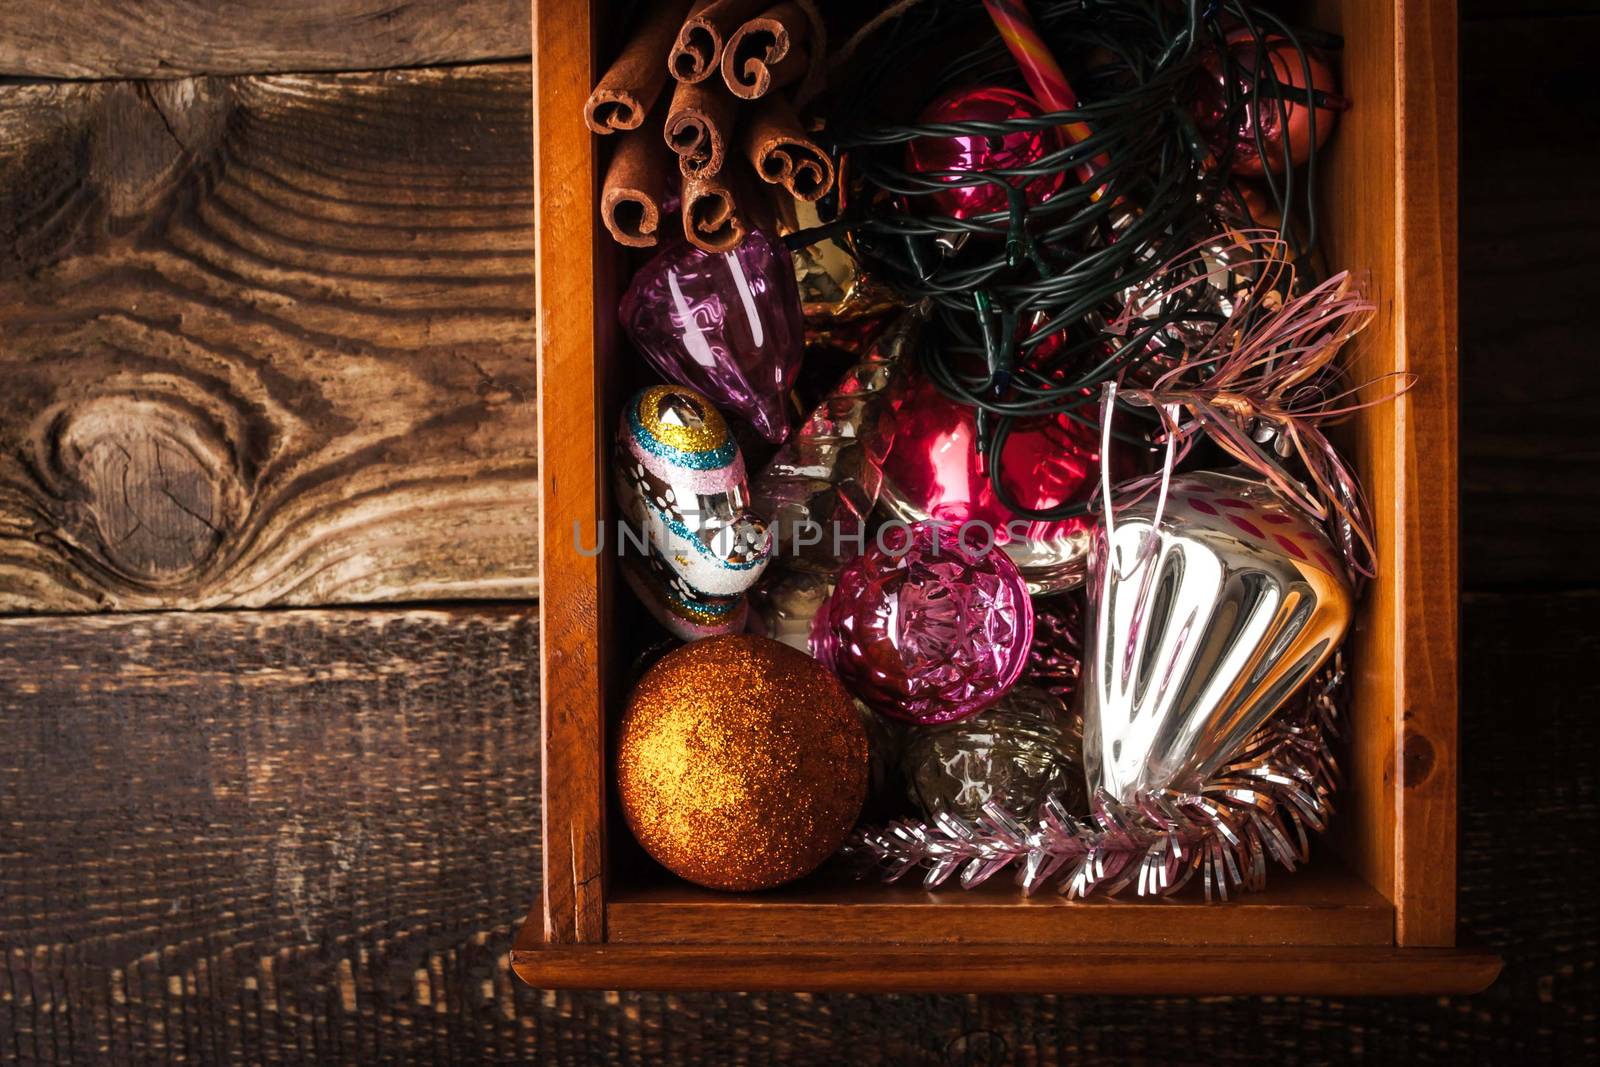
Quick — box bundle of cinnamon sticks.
[585,0,837,253]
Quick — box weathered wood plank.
[0,1,529,79]
[0,606,540,1063]
[0,66,537,612]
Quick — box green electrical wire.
[793,0,1335,521]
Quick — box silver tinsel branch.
[845,658,1344,901]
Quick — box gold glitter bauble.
[617,634,869,891]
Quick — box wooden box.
[514,0,1501,994]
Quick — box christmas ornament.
[1081,469,1353,806]
[790,196,899,329]
[619,554,750,641]
[1021,593,1083,705]
[878,369,1103,593]
[1198,32,1343,177]
[903,86,1067,220]
[803,313,891,357]
[1117,234,1404,576]
[810,522,1034,725]
[849,657,1345,899]
[747,568,834,653]
[620,228,805,442]
[751,311,923,572]
[614,384,771,640]
[1113,225,1264,357]
[833,2,1246,526]
[616,634,869,891]
[1225,180,1282,231]
[979,0,1108,190]
[902,684,1085,822]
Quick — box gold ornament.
[616,634,869,891]
[788,196,898,333]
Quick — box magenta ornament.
[620,228,804,442]
[904,85,1068,220]
[810,522,1034,725]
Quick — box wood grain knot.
[2,64,538,612]
[33,390,248,589]
[1402,730,1437,789]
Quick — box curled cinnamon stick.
[664,77,738,179]
[721,2,811,99]
[683,170,747,253]
[742,95,836,201]
[601,124,677,248]
[584,0,694,134]
[668,0,770,84]
[736,167,780,236]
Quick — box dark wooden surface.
[0,67,538,612]
[0,1,528,78]
[0,608,540,1064]
[0,595,1589,1060]
[1459,10,1600,589]
[1,4,1596,1063]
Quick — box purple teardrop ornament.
[620,229,805,443]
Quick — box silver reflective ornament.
[751,311,922,573]
[1080,470,1353,805]
[1116,228,1261,355]
[747,569,835,653]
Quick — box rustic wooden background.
[2,2,1595,1062]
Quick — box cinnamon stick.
[664,77,739,179]
[668,0,770,84]
[601,124,678,248]
[583,0,694,134]
[721,2,811,100]
[682,170,747,253]
[732,161,781,236]
[742,95,836,201]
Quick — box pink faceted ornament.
[810,522,1034,725]
[878,370,1108,593]
[904,85,1068,220]
[620,228,804,442]
[1196,33,1343,177]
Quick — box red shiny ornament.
[1198,34,1340,176]
[904,86,1068,220]
[877,370,1104,593]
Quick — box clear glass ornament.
[901,685,1085,821]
